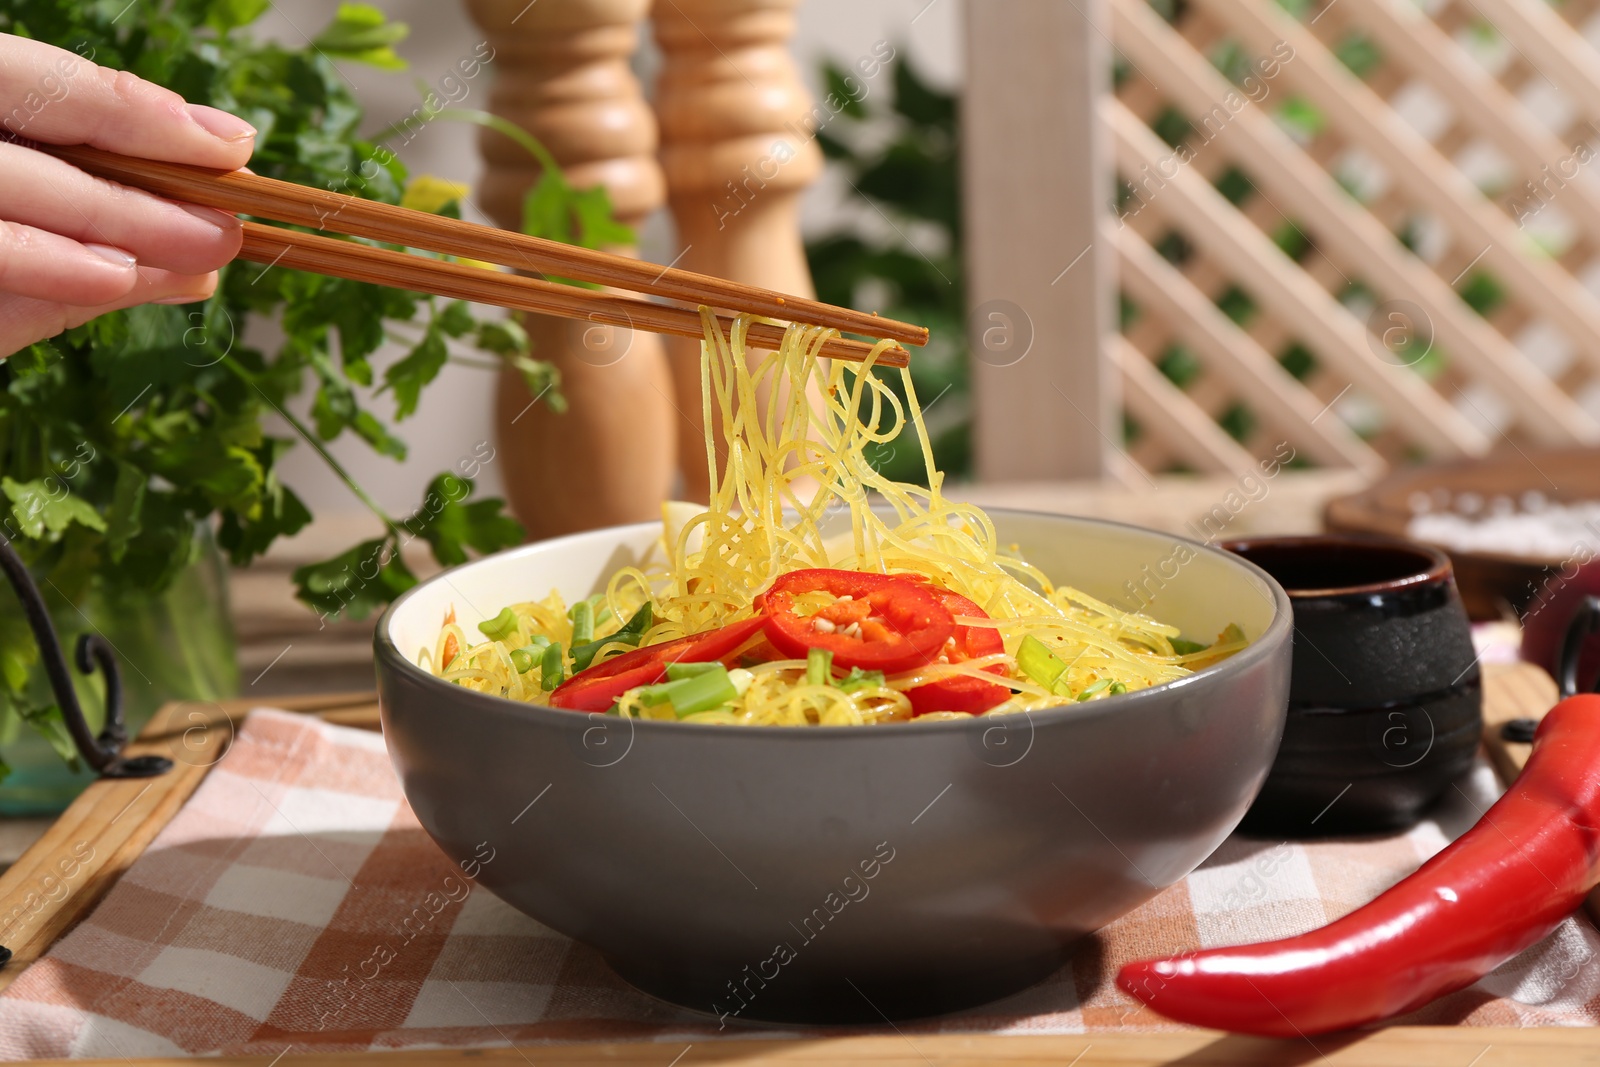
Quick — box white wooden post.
[963,0,1116,482]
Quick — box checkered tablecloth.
[0,707,1596,1058]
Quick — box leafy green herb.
[1169,637,1209,656]
[806,53,968,484]
[0,0,638,771]
[413,107,637,273]
[313,3,409,70]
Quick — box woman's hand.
[1,33,253,356]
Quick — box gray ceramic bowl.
[375,510,1292,1024]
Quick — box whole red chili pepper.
[1117,692,1600,1036]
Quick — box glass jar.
[0,527,239,814]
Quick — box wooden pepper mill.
[464,0,676,540]
[653,0,825,500]
[466,0,824,535]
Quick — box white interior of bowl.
[384,511,1279,674]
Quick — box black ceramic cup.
[1222,535,1482,836]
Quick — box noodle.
[425,312,1244,724]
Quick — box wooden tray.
[0,664,1592,1067]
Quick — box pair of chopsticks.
[38,143,925,368]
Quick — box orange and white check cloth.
[0,707,1596,1059]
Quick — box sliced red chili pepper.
[905,589,1011,716]
[1117,691,1600,1036]
[761,568,954,674]
[548,616,766,712]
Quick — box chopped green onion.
[616,602,654,640]
[664,666,738,716]
[578,594,613,630]
[540,642,565,691]
[628,666,739,717]
[568,600,595,645]
[569,640,606,673]
[1109,681,1128,695]
[835,666,885,693]
[570,637,624,672]
[511,636,552,674]
[478,606,518,642]
[1169,637,1207,656]
[728,667,754,696]
[1017,635,1068,690]
[571,602,655,672]
[634,682,676,706]
[666,661,725,681]
[1077,677,1112,702]
[807,647,834,687]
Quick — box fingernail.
[85,243,136,268]
[187,104,256,144]
[179,202,239,229]
[152,292,209,305]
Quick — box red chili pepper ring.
[761,568,954,675]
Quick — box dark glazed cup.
[1222,535,1482,836]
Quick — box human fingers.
[0,140,241,276]
[0,34,254,170]
[0,267,219,357]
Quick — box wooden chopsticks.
[38,143,926,366]
[239,222,909,367]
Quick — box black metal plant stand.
[0,537,172,780]
[0,536,177,966]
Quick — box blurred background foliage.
[805,55,970,485]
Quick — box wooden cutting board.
[0,663,1589,1066]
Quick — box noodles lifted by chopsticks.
[426,312,1245,724]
